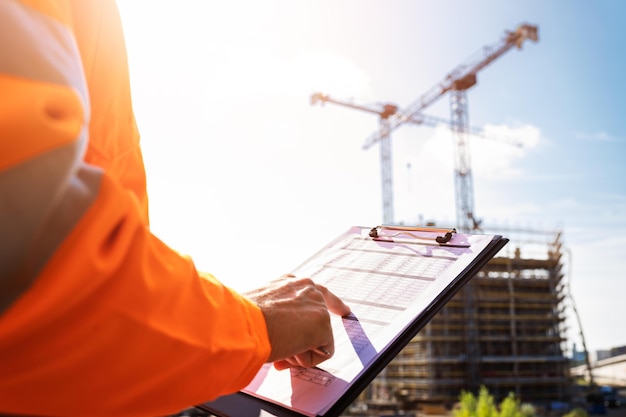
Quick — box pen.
[312,347,331,357]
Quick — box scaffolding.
[365,226,571,408]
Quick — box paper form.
[242,226,498,417]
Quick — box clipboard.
[199,225,509,417]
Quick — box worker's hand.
[244,274,351,370]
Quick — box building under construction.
[362,226,571,409]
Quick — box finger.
[273,348,332,370]
[311,346,333,358]
[273,358,296,370]
[315,284,351,316]
[274,355,309,371]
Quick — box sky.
[116,0,626,357]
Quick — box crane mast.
[450,89,477,231]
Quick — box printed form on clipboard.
[201,225,509,417]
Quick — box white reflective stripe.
[0,2,96,313]
[0,0,90,121]
[0,144,103,314]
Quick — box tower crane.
[363,23,538,230]
[310,93,503,225]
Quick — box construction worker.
[0,1,350,416]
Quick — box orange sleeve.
[0,172,271,417]
[0,1,271,416]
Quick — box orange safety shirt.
[0,1,271,416]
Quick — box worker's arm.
[0,2,271,416]
[0,170,272,417]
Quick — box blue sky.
[117,1,626,356]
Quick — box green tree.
[563,408,588,417]
[453,386,535,417]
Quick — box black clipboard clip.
[369,225,457,244]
